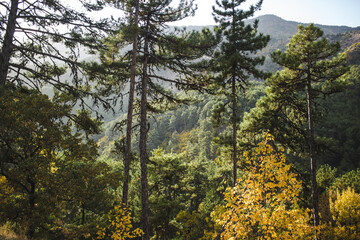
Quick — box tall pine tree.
[136,1,218,238]
[269,24,349,237]
[212,0,269,186]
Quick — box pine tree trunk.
[232,76,237,186]
[26,176,36,240]
[122,0,140,206]
[0,0,19,86]
[307,80,319,239]
[139,17,150,240]
[230,3,238,187]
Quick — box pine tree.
[135,1,218,238]
[0,0,114,102]
[265,24,349,236]
[83,0,141,206]
[212,0,269,186]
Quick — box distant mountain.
[184,14,359,39]
[251,14,359,39]
[250,15,360,71]
[180,14,360,72]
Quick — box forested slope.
[97,16,360,169]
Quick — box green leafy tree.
[212,0,269,186]
[148,149,191,239]
[0,86,119,238]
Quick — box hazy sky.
[170,0,360,27]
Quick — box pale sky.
[170,0,360,27]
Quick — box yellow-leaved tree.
[0,176,13,205]
[96,206,143,240]
[320,187,360,239]
[213,134,313,239]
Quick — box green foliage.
[212,0,269,83]
[211,0,269,142]
[333,169,360,193]
[0,0,115,103]
[317,65,360,169]
[317,164,337,194]
[148,149,190,239]
[0,86,121,238]
[241,24,350,157]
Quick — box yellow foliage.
[0,176,14,204]
[96,206,143,240]
[330,188,360,224]
[321,187,360,239]
[214,134,313,239]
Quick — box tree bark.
[27,176,36,239]
[307,79,319,239]
[122,0,140,206]
[232,76,237,186]
[139,16,150,240]
[230,2,238,187]
[0,0,19,86]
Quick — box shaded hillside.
[327,30,360,65]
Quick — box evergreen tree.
[123,0,140,206]
[0,0,114,103]
[148,149,190,239]
[136,1,217,238]
[83,0,141,207]
[268,24,348,234]
[212,0,269,186]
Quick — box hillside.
[252,14,359,38]
[186,14,359,39]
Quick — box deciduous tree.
[0,86,118,238]
[213,134,313,239]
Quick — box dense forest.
[0,0,360,239]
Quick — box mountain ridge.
[254,14,360,37]
[181,14,360,38]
